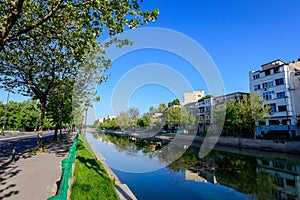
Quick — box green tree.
[158,103,167,112]
[0,1,159,148]
[165,106,195,131]
[137,114,151,127]
[168,99,180,107]
[0,0,159,51]
[46,80,73,141]
[237,91,270,138]
[127,107,140,121]
[214,92,269,138]
[99,118,119,130]
[115,112,131,129]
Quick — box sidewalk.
[0,135,74,200]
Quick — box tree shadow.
[0,165,20,200]
[0,190,19,200]
[115,185,134,200]
[45,136,74,157]
[76,155,108,178]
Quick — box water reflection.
[90,132,300,200]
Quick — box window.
[267,103,276,113]
[275,78,284,86]
[263,91,274,100]
[278,105,287,112]
[282,119,291,125]
[205,107,210,112]
[253,74,260,80]
[262,81,274,89]
[206,115,210,119]
[286,179,295,187]
[265,70,271,76]
[199,107,204,113]
[277,92,285,99]
[276,176,284,187]
[269,120,280,125]
[254,84,261,90]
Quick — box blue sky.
[1,0,300,119]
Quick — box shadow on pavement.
[0,164,20,200]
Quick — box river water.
[87,132,300,200]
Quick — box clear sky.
[1,0,300,120]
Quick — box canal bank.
[191,136,300,154]
[98,130,300,155]
[84,133,137,200]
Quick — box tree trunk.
[59,123,62,139]
[37,99,46,150]
[53,124,58,141]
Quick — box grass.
[71,134,119,200]
[27,148,48,155]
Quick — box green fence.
[48,131,80,200]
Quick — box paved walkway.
[0,135,73,200]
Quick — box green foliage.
[115,111,131,129]
[126,107,140,120]
[99,118,119,130]
[0,0,159,148]
[0,0,159,51]
[137,114,151,127]
[199,95,213,101]
[213,91,270,137]
[2,100,41,131]
[165,106,195,129]
[167,99,180,107]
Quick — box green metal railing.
[48,131,80,200]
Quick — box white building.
[249,59,300,138]
[183,90,205,105]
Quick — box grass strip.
[71,134,119,200]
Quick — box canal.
[86,132,300,200]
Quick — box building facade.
[183,90,205,105]
[197,92,248,134]
[249,59,300,138]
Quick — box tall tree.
[46,80,73,141]
[115,111,131,129]
[237,91,270,138]
[127,107,140,121]
[165,106,194,130]
[0,1,159,149]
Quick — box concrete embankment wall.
[192,136,300,154]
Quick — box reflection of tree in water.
[256,172,276,200]
[92,132,277,199]
[166,146,277,199]
[168,150,197,172]
[92,132,158,159]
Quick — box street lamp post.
[2,91,10,136]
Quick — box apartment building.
[183,90,205,105]
[249,59,300,138]
[197,92,248,134]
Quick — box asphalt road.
[0,132,55,166]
